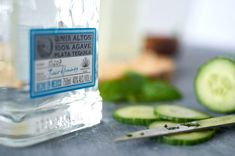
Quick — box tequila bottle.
[0,0,102,147]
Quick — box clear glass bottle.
[0,0,102,147]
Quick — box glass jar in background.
[99,0,143,61]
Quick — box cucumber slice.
[113,106,158,125]
[154,105,210,122]
[195,57,235,113]
[149,121,215,145]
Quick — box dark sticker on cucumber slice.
[149,121,215,146]
[154,105,210,122]
[195,57,235,113]
[113,105,158,125]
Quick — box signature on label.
[48,66,79,77]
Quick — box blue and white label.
[30,28,96,98]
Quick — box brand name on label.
[55,34,92,42]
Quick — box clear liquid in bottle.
[0,0,102,147]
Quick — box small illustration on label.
[37,37,53,58]
[30,28,96,98]
[82,57,90,68]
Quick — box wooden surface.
[99,52,174,82]
[0,47,235,156]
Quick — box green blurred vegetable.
[99,72,182,103]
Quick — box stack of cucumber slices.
[113,105,215,146]
[112,57,235,146]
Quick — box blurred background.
[0,0,235,86]
[99,0,235,57]
[98,0,235,82]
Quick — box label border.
[30,28,96,98]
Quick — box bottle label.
[30,28,96,98]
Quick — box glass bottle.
[0,0,102,147]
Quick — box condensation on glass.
[0,0,102,147]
